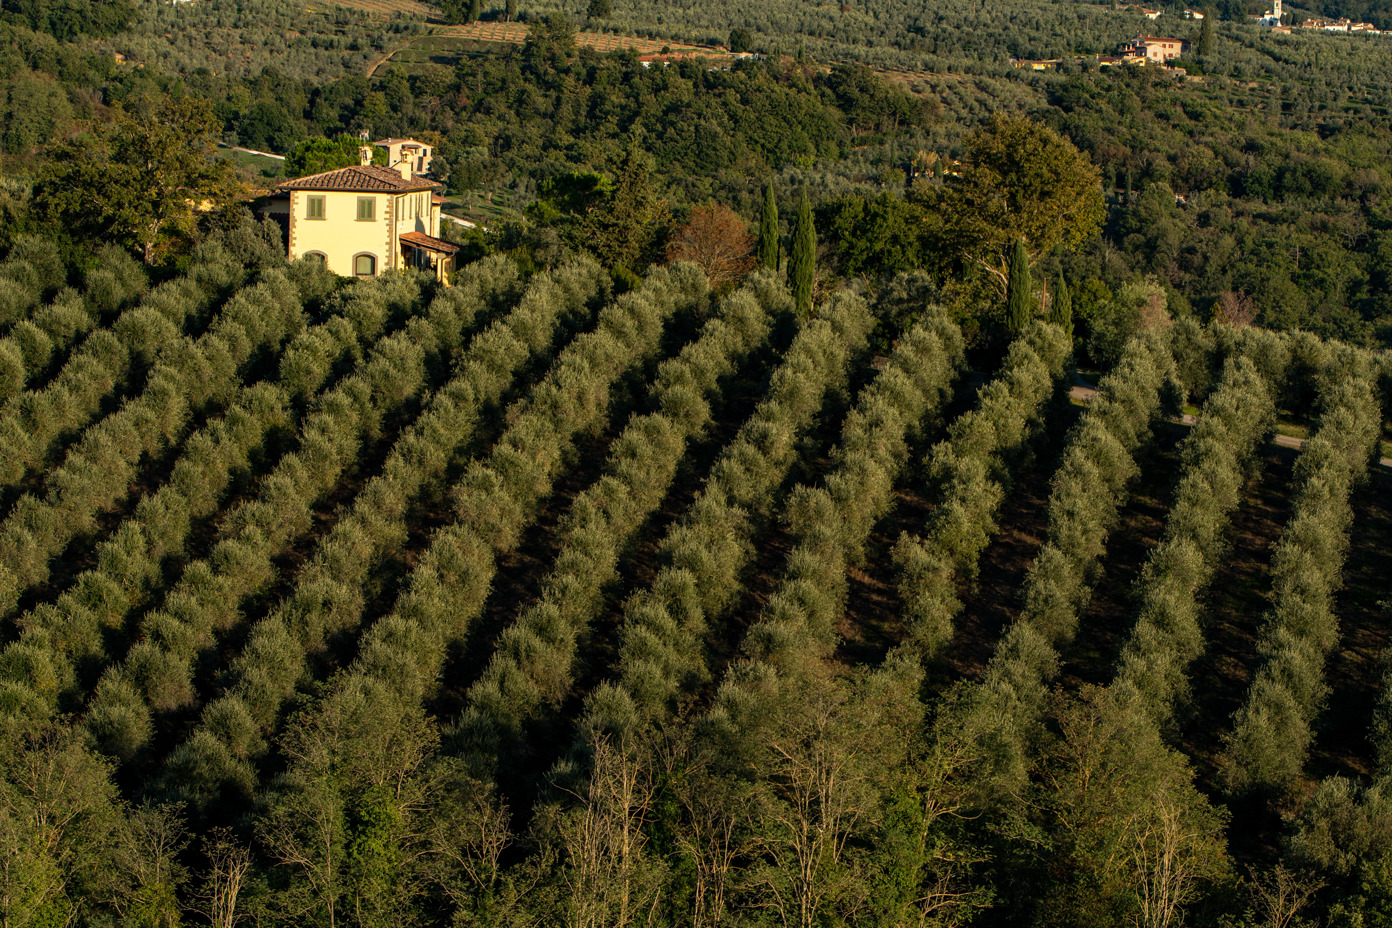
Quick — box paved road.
[1069,381,1392,468]
[218,143,285,161]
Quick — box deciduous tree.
[284,135,363,177]
[666,203,755,290]
[34,96,239,264]
[942,115,1103,297]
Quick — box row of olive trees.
[1002,330,1293,928]
[0,240,253,497]
[76,270,483,763]
[892,320,1070,659]
[0,262,523,731]
[943,329,1177,794]
[723,311,964,679]
[449,272,783,784]
[246,265,711,927]
[1222,354,1383,796]
[469,285,877,928]
[0,247,147,406]
[158,257,609,812]
[0,237,141,334]
[0,271,313,622]
[585,288,875,727]
[1108,335,1287,728]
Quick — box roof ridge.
[278,163,440,193]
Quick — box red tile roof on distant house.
[277,165,440,193]
[400,231,460,254]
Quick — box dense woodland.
[1,0,1392,925]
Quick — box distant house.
[374,137,434,177]
[1140,7,1163,19]
[1122,35,1191,62]
[1297,16,1381,30]
[1183,9,1204,18]
[262,145,458,283]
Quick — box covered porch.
[400,231,460,285]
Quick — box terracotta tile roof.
[278,165,440,193]
[374,137,429,147]
[400,231,460,254]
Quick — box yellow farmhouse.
[273,144,459,283]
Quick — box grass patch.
[1275,420,1310,441]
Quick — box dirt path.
[366,48,401,78]
[1054,420,1187,690]
[1178,445,1298,862]
[1305,466,1392,783]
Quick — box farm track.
[1304,465,1392,784]
[927,405,1076,690]
[1178,444,1299,862]
[835,482,934,668]
[701,363,872,680]
[1054,419,1187,691]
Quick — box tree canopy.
[942,115,1104,296]
[33,96,238,264]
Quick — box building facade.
[1123,35,1191,62]
[271,145,458,282]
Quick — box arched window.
[303,251,327,265]
[353,253,377,277]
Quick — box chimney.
[395,159,413,180]
[359,145,373,166]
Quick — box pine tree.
[757,184,779,270]
[506,0,517,20]
[584,142,668,273]
[789,188,816,317]
[1006,239,1032,335]
[1050,269,1074,341]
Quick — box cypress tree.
[1050,269,1073,341]
[1199,8,1215,57]
[789,188,816,317]
[757,184,779,270]
[466,0,481,22]
[1006,239,1032,335]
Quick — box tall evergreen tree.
[1006,239,1032,335]
[789,188,816,316]
[1199,8,1215,57]
[584,142,668,273]
[1051,268,1073,341]
[466,0,481,23]
[757,184,779,270]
